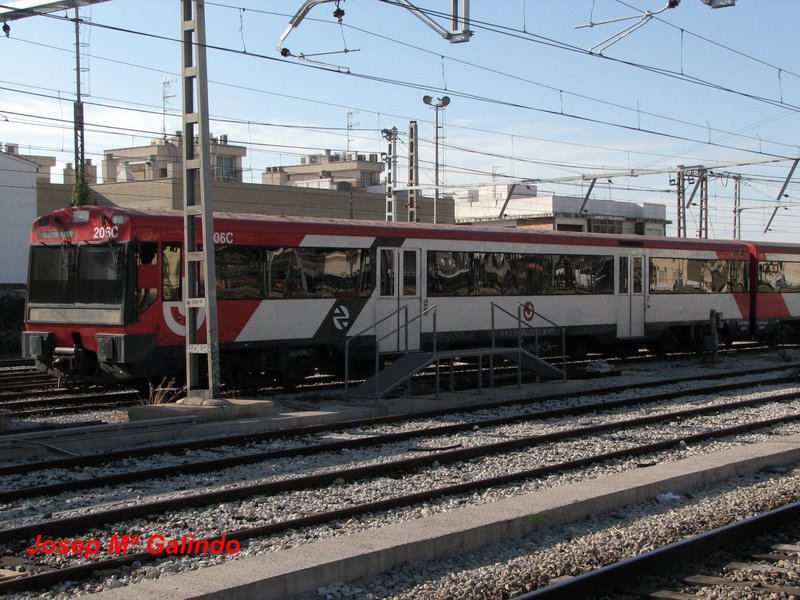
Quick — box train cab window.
[28,245,75,303]
[76,245,125,304]
[380,249,395,296]
[162,243,182,301]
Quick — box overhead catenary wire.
[3,15,796,185]
[2,4,797,163]
[2,0,797,238]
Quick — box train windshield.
[28,242,129,305]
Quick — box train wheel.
[279,374,301,392]
[655,331,681,356]
[769,323,795,346]
[568,337,589,359]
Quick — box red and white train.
[20,206,800,385]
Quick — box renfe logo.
[163,302,206,336]
[332,305,350,330]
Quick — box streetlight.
[423,95,450,224]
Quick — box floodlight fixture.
[422,95,453,224]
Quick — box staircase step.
[350,352,436,397]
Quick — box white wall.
[0,153,37,285]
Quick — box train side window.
[215,245,264,300]
[632,257,643,294]
[619,257,629,294]
[553,256,577,293]
[138,242,158,313]
[780,262,800,292]
[511,254,552,295]
[162,243,182,301]
[761,261,800,293]
[729,260,749,292]
[267,247,373,299]
[402,250,417,296]
[574,255,614,294]
[427,251,471,297]
[380,249,394,296]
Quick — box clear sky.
[1,0,799,241]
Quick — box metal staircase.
[345,302,566,399]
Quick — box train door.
[375,248,422,352]
[617,254,646,338]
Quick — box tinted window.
[427,251,613,297]
[650,258,749,294]
[28,245,74,303]
[216,246,263,300]
[759,261,800,293]
[261,247,373,299]
[76,245,125,304]
[162,243,182,301]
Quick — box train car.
[749,241,800,344]
[21,206,757,386]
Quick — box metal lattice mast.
[71,6,87,206]
[676,168,686,238]
[383,126,398,221]
[181,0,221,399]
[698,173,708,238]
[407,121,419,223]
[733,175,741,239]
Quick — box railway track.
[0,389,140,419]
[3,360,798,475]
[1,363,799,595]
[0,358,34,369]
[0,371,59,393]
[521,502,800,599]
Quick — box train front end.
[21,206,158,382]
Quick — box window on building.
[359,171,375,189]
[214,155,236,180]
[589,219,623,234]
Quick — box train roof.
[39,205,759,253]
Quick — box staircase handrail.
[514,302,566,381]
[344,303,437,391]
[489,301,566,383]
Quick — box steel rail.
[1,363,798,479]
[0,358,34,368]
[515,501,800,599]
[1,389,138,411]
[3,380,800,504]
[3,393,800,544]
[3,411,800,594]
